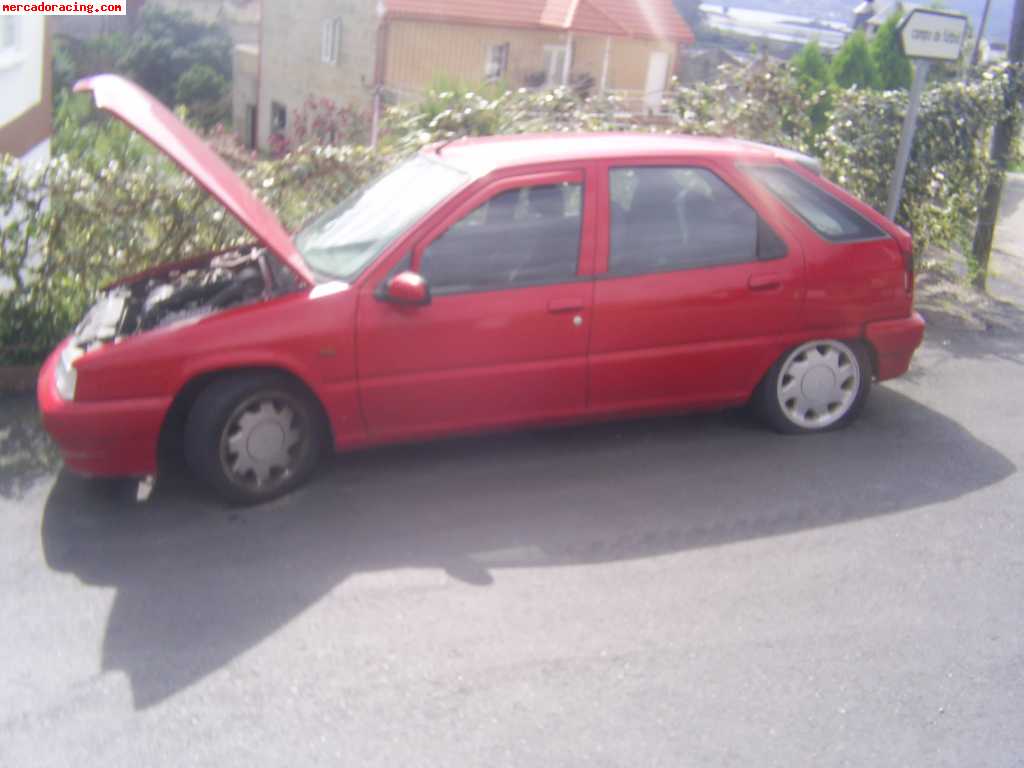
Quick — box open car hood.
[74,75,314,286]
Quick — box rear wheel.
[184,373,323,504]
[755,339,871,434]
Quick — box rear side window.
[744,165,886,243]
[609,167,782,276]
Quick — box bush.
[668,58,817,152]
[0,120,384,364]
[821,63,1015,259]
[291,96,370,148]
[1,61,1019,364]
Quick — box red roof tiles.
[382,0,694,43]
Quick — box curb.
[0,366,39,395]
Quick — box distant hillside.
[687,1,1011,44]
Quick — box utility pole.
[971,0,993,68]
[970,0,1024,291]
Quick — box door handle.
[748,274,782,291]
[548,299,585,313]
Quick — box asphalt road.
[2,184,1023,766]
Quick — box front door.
[644,51,670,113]
[589,162,805,414]
[356,169,595,442]
[246,105,257,149]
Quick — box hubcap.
[777,341,860,429]
[219,393,307,492]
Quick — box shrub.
[1,61,1019,364]
[821,63,1015,259]
[291,96,370,147]
[668,58,817,152]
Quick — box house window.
[1,17,19,54]
[271,101,287,133]
[543,45,567,86]
[485,43,509,81]
[322,17,342,64]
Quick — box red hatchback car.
[39,75,924,504]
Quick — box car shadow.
[0,394,61,500]
[41,386,1014,709]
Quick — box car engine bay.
[73,247,301,346]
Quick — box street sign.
[886,8,969,220]
[898,9,970,62]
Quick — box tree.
[175,64,229,131]
[871,15,913,90]
[793,40,830,86]
[791,40,833,134]
[116,6,232,118]
[830,31,880,90]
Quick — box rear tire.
[754,339,871,434]
[184,373,323,505]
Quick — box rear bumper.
[37,342,170,477]
[865,312,926,381]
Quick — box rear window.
[744,165,887,243]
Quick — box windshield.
[295,155,469,280]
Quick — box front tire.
[184,373,323,504]
[754,339,871,434]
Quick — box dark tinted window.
[421,182,582,292]
[609,167,765,275]
[744,165,887,242]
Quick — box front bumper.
[37,341,171,477]
[865,312,926,381]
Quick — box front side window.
[609,166,768,275]
[420,181,583,292]
[295,156,469,281]
[744,165,886,243]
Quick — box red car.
[38,75,925,504]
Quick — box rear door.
[589,160,805,414]
[356,168,596,441]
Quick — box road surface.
[1,183,1022,767]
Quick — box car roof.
[425,132,803,176]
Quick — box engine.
[74,247,299,345]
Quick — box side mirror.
[384,270,431,306]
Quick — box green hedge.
[0,62,1019,365]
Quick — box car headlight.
[55,345,84,401]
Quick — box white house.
[0,15,52,167]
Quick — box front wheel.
[184,374,323,504]
[754,339,871,434]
